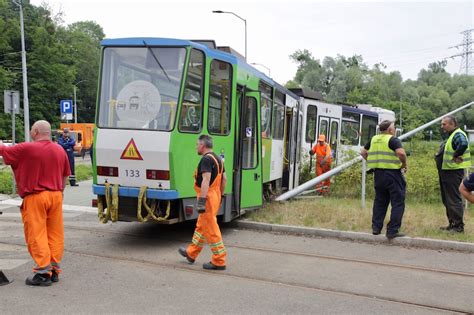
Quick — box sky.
[31,0,474,84]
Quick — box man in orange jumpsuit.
[310,134,332,194]
[179,135,227,270]
[0,120,70,286]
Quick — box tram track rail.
[62,224,474,279]
[0,235,471,314]
[1,219,473,313]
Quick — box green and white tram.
[93,38,302,224]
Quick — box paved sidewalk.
[63,179,94,207]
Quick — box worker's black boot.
[386,232,406,240]
[25,273,52,286]
[69,175,79,186]
[178,247,195,263]
[203,262,226,270]
[51,270,59,283]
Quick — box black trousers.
[372,169,406,235]
[66,149,76,185]
[438,169,464,228]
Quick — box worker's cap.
[318,134,326,142]
[378,120,394,132]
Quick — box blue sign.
[60,100,73,120]
[60,100,73,114]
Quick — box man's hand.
[320,160,326,167]
[196,197,207,214]
[401,164,408,173]
[454,157,463,164]
[309,149,314,156]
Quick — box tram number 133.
[124,169,140,178]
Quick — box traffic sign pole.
[10,92,16,194]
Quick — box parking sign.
[60,100,73,120]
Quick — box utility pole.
[12,0,30,141]
[448,29,474,75]
[73,80,88,123]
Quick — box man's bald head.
[31,120,52,141]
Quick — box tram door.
[234,90,263,211]
[329,119,340,164]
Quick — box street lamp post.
[250,63,271,77]
[12,0,30,142]
[73,80,88,123]
[212,10,247,61]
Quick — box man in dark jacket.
[436,116,470,233]
[58,128,78,186]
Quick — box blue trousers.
[372,169,406,235]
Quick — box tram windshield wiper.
[143,40,171,82]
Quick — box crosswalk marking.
[0,199,97,214]
[0,244,29,270]
[0,212,81,219]
[0,259,29,270]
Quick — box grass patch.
[76,164,92,182]
[0,167,13,194]
[248,197,474,243]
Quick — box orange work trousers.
[21,190,64,275]
[316,160,331,193]
[187,156,226,267]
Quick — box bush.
[0,169,13,194]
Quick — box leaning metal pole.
[276,101,474,201]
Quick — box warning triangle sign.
[120,139,143,160]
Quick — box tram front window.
[98,47,187,131]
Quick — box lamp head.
[212,10,224,13]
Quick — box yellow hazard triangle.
[120,139,143,160]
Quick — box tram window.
[361,115,378,145]
[305,105,317,143]
[260,82,273,138]
[242,97,258,169]
[272,104,285,140]
[98,47,186,131]
[272,90,285,140]
[179,49,204,133]
[341,112,360,145]
[208,60,232,135]
[319,119,328,139]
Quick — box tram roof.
[341,104,378,117]
[100,37,299,101]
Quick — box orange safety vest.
[194,153,223,213]
[313,143,332,164]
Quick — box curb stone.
[233,220,474,253]
[0,194,12,202]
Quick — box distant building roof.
[289,88,324,101]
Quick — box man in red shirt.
[0,120,70,286]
